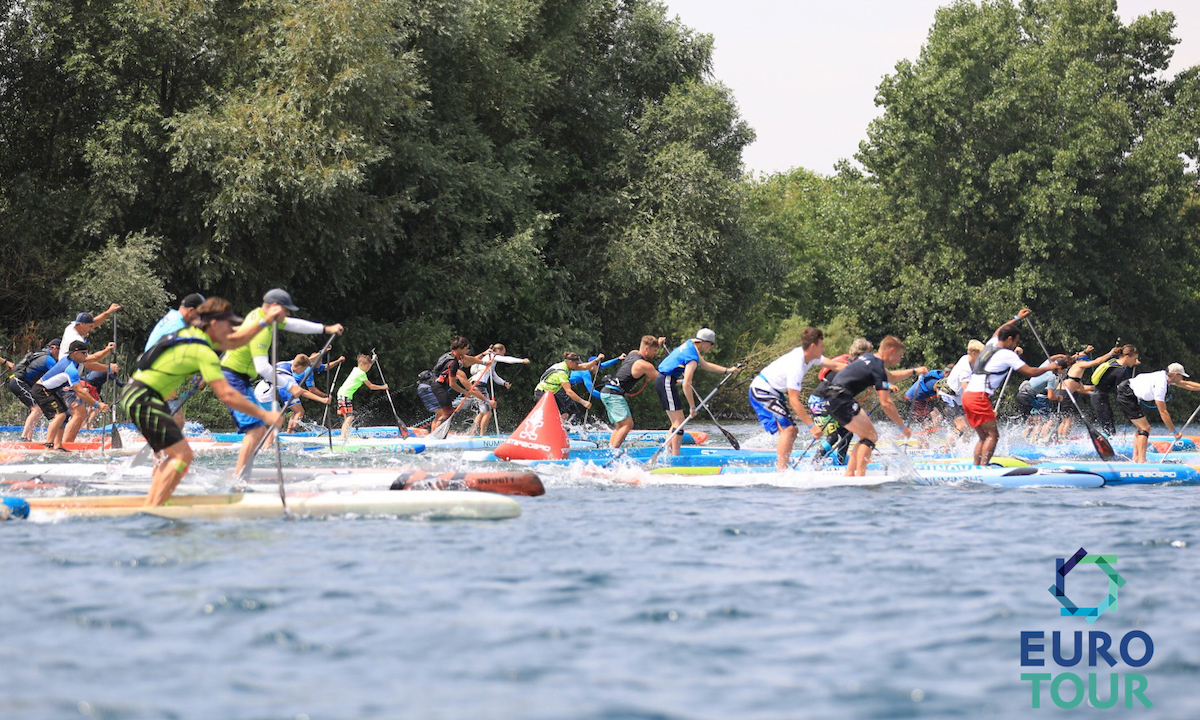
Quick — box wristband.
[899,424,908,432]
[92,401,99,409]
[259,320,268,328]
[1013,314,1020,322]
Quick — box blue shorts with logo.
[749,385,793,434]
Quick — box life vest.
[1090,359,1123,389]
[136,332,211,371]
[971,345,1011,379]
[905,369,945,402]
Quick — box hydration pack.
[136,332,210,371]
[11,350,50,382]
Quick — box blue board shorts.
[749,384,793,435]
[600,391,631,423]
[222,369,263,433]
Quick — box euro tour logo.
[1020,548,1153,709]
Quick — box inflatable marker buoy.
[390,470,545,496]
[1,496,31,520]
[493,392,569,461]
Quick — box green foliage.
[64,232,173,334]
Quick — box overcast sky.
[662,1,1200,177]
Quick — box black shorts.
[535,389,573,415]
[8,377,35,408]
[120,382,185,452]
[31,383,67,417]
[1116,381,1144,422]
[656,374,685,412]
[825,392,862,427]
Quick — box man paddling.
[221,289,344,476]
[960,309,1063,465]
[121,298,284,505]
[814,335,926,476]
[749,327,845,470]
[60,306,120,443]
[7,338,60,441]
[32,341,111,451]
[657,328,740,457]
[1116,362,1200,463]
[600,335,665,448]
[418,337,486,433]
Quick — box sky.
[662,0,1200,176]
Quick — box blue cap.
[75,312,95,324]
[2,497,30,520]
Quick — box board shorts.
[961,390,996,428]
[31,383,67,417]
[822,389,862,428]
[600,391,631,424]
[807,393,828,418]
[656,374,685,412]
[337,396,354,416]
[120,381,184,452]
[222,369,263,433]
[1116,380,1145,421]
[8,377,35,408]
[749,384,792,434]
[534,389,572,415]
[418,381,451,413]
[471,386,494,414]
[60,386,84,410]
[1015,388,1050,418]
[910,396,936,424]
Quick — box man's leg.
[842,410,877,477]
[145,440,194,506]
[776,425,798,471]
[234,425,267,477]
[1132,417,1152,463]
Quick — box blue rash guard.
[144,309,187,352]
[39,356,83,391]
[569,357,621,399]
[658,340,701,379]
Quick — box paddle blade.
[109,421,123,450]
[430,416,452,440]
[1090,429,1115,460]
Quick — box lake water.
[2,423,1198,719]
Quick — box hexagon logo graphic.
[1048,547,1125,624]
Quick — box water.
[3,424,1199,719]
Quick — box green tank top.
[535,362,569,393]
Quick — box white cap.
[694,328,717,344]
[1168,362,1189,378]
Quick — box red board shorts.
[337,396,354,416]
[961,391,996,428]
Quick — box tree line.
[2,0,1198,425]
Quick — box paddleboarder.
[656,328,740,457]
[600,335,666,448]
[749,327,845,470]
[121,298,285,505]
[221,288,344,477]
[337,354,390,439]
[1116,362,1200,462]
[32,340,110,451]
[960,309,1064,466]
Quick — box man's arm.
[787,388,813,426]
[92,303,121,327]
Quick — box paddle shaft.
[323,362,342,452]
[371,349,409,438]
[109,312,122,450]
[490,375,501,435]
[1161,402,1200,459]
[1024,316,1114,460]
[992,369,1012,414]
[702,403,740,450]
[430,355,495,440]
[648,364,743,468]
[271,323,288,514]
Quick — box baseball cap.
[68,340,88,353]
[200,309,244,325]
[263,288,299,312]
[694,328,717,344]
[1168,362,1190,377]
[75,312,95,324]
[47,338,62,348]
[180,293,206,309]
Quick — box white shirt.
[62,322,87,351]
[1128,371,1169,403]
[964,337,1025,395]
[470,352,525,386]
[939,354,973,405]
[752,347,824,395]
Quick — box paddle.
[490,374,501,435]
[371,348,409,439]
[322,362,343,452]
[702,404,741,450]
[992,369,1012,414]
[429,354,495,440]
[109,311,123,450]
[1160,402,1200,460]
[270,322,288,514]
[1024,316,1114,460]
[647,363,744,469]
